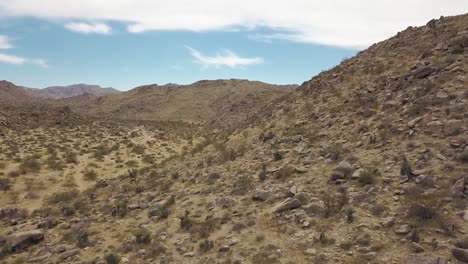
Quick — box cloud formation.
[0,35,13,49]
[0,53,48,67]
[65,22,111,34]
[0,35,48,67]
[0,1,466,48]
[186,46,263,68]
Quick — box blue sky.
[0,1,466,90]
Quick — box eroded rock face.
[6,230,44,250]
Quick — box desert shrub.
[105,252,121,264]
[323,143,344,161]
[258,163,267,181]
[0,177,12,191]
[134,228,151,244]
[125,160,138,167]
[47,189,80,204]
[321,188,348,218]
[83,170,98,181]
[19,156,41,174]
[64,151,78,164]
[346,207,355,223]
[47,158,64,171]
[180,211,193,230]
[339,240,353,250]
[93,144,111,161]
[132,144,146,155]
[7,171,20,177]
[273,151,283,161]
[61,204,76,217]
[142,155,155,164]
[232,174,253,195]
[400,157,412,176]
[114,200,128,218]
[358,169,375,185]
[408,203,437,221]
[457,152,468,163]
[199,239,213,252]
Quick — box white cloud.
[0,53,48,67]
[0,35,13,49]
[186,46,263,68]
[0,1,466,48]
[0,53,25,64]
[65,22,111,34]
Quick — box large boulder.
[452,247,468,262]
[273,198,302,213]
[331,161,353,180]
[411,66,436,79]
[6,230,44,250]
[405,255,447,264]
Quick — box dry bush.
[19,156,41,174]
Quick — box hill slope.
[24,84,120,99]
[64,79,295,128]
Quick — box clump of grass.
[47,189,80,204]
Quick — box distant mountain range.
[22,84,121,99]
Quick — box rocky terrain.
[0,14,467,264]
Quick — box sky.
[0,1,466,90]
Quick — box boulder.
[411,66,436,79]
[445,119,464,136]
[331,161,353,180]
[273,198,302,213]
[6,230,44,250]
[452,247,468,262]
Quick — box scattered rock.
[395,225,411,235]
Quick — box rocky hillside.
[24,84,120,99]
[0,14,467,264]
[62,79,295,129]
[0,81,84,130]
